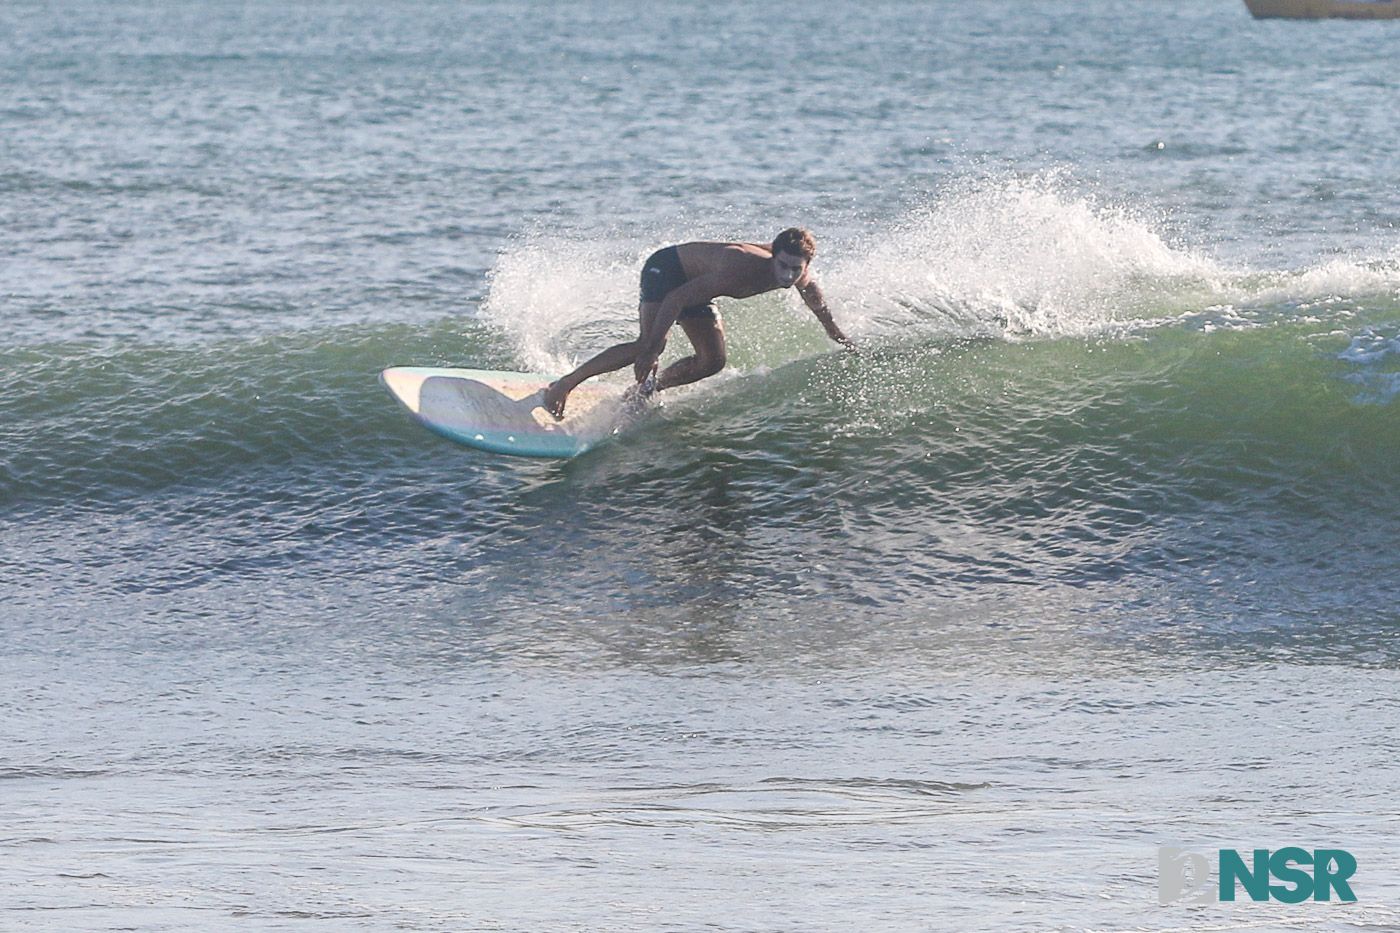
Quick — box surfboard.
[379,367,651,458]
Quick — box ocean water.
[4,0,1400,930]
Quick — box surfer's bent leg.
[543,299,668,420]
[543,248,685,420]
[656,306,725,391]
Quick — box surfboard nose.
[380,367,426,413]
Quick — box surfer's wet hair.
[772,227,816,260]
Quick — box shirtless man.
[542,227,855,419]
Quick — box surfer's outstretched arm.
[797,278,855,350]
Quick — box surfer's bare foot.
[542,380,570,420]
[618,374,656,414]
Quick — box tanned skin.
[542,238,854,419]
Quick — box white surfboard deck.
[380,367,649,458]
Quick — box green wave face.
[5,282,1399,648]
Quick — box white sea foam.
[481,235,643,376]
[1245,254,1400,309]
[1338,325,1400,405]
[826,174,1230,340]
[1339,326,1400,364]
[482,175,1400,377]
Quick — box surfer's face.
[772,251,807,288]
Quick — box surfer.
[541,227,855,419]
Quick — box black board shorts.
[639,246,717,322]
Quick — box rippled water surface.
[4,1,1400,929]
